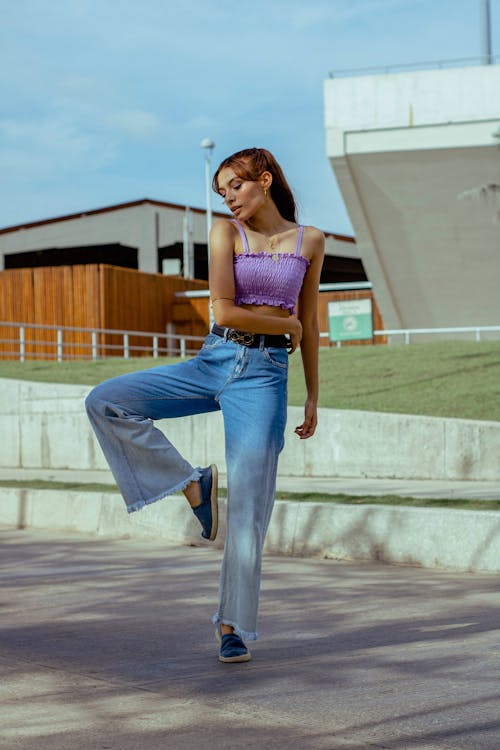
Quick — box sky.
[1,0,498,235]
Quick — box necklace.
[268,235,279,261]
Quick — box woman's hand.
[288,317,303,354]
[294,399,318,440]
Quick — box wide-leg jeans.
[85,332,289,640]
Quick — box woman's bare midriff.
[239,303,291,319]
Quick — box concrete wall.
[324,64,500,330]
[325,64,500,131]
[0,200,358,275]
[0,203,210,275]
[323,234,360,260]
[2,488,500,572]
[1,378,499,481]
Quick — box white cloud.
[0,0,492,231]
[106,110,163,138]
[0,116,119,182]
[289,0,426,29]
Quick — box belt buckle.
[228,329,254,347]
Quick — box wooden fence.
[0,265,207,359]
[0,264,384,359]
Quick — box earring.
[264,188,268,198]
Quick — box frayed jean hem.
[212,613,258,642]
[126,467,202,514]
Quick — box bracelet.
[211,296,235,304]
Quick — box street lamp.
[200,138,215,325]
[480,0,493,65]
[200,138,215,261]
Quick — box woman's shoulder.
[210,218,239,244]
[301,225,325,259]
[211,217,238,235]
[301,225,325,241]
[209,218,239,257]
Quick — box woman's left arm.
[294,228,325,440]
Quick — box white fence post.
[57,329,63,362]
[1,321,500,364]
[19,326,25,362]
[166,323,176,356]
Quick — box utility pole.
[200,138,215,325]
[480,0,493,65]
[200,138,215,261]
[182,207,194,279]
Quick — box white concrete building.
[324,63,500,329]
[0,198,361,284]
[0,200,215,279]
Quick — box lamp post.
[480,0,493,65]
[200,138,215,262]
[200,138,215,325]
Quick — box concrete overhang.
[324,64,500,330]
[327,120,500,156]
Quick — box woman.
[85,147,324,663]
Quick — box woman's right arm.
[209,220,302,348]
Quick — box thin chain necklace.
[245,223,294,261]
[268,235,280,261]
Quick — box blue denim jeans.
[85,332,288,640]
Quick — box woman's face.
[217,166,266,222]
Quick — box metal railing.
[328,55,500,78]
[2,321,500,361]
[0,322,205,362]
[378,325,500,345]
[321,324,500,345]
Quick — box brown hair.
[212,147,297,223]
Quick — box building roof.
[0,197,355,243]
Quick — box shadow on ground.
[2,529,500,749]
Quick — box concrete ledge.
[2,487,500,573]
[1,377,500,481]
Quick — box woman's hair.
[212,147,297,223]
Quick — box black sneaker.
[192,464,218,541]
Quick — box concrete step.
[2,483,500,573]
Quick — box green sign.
[328,299,373,342]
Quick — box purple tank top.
[231,221,310,314]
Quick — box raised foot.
[192,464,218,541]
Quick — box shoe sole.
[218,652,252,663]
[215,626,252,663]
[208,463,218,541]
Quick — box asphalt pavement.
[2,527,500,750]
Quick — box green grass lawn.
[1,339,499,421]
[289,339,500,422]
[1,479,499,511]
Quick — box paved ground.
[2,527,500,749]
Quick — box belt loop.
[259,334,265,351]
[223,327,228,342]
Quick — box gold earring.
[264,188,268,198]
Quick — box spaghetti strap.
[294,225,304,256]
[231,219,250,254]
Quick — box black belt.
[211,324,290,349]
